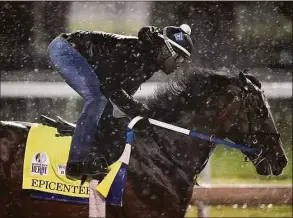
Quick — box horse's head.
[218,71,288,176]
[148,66,288,177]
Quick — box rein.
[127,116,259,154]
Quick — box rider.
[47,24,193,179]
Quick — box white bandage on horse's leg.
[89,180,105,218]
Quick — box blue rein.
[188,131,258,153]
[127,116,259,154]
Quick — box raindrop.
[142,188,150,196]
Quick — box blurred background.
[0,1,292,217]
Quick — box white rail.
[192,184,292,218]
[1,82,292,99]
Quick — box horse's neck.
[156,112,215,179]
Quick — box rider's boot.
[66,150,108,180]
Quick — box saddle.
[39,115,75,136]
[39,100,128,136]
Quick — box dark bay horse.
[0,66,288,218]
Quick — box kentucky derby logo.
[31,152,49,175]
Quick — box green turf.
[185,205,292,217]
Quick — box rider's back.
[58,28,160,97]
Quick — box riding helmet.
[157,24,194,61]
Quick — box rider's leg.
[47,37,108,178]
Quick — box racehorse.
[0,66,288,218]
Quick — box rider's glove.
[132,116,151,132]
[138,103,151,117]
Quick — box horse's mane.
[147,65,241,110]
[147,65,263,111]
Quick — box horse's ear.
[239,71,248,86]
[245,74,262,89]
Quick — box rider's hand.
[133,117,151,132]
[130,104,151,131]
[139,103,151,117]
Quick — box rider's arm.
[101,76,149,118]
[109,89,148,118]
[138,26,160,51]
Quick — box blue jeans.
[47,38,108,162]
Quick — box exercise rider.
[47,24,194,180]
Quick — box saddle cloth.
[22,123,128,206]
[22,123,91,198]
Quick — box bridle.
[217,84,281,163]
[243,109,280,164]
